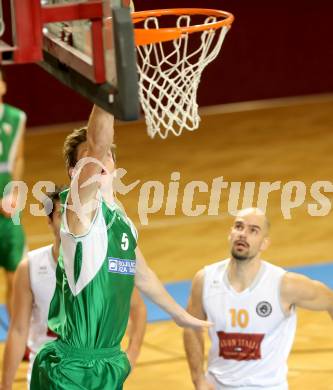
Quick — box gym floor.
[1,95,333,389]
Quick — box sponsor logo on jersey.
[217,331,265,360]
[108,257,136,275]
[256,301,272,317]
[38,265,49,275]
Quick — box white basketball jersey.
[27,244,57,383]
[203,259,297,390]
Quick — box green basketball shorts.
[30,339,132,390]
[0,216,25,272]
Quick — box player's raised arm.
[66,106,114,235]
[126,288,147,369]
[134,247,212,330]
[183,270,214,390]
[281,272,333,319]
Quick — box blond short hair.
[63,126,116,170]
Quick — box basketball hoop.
[133,9,234,139]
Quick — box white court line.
[199,93,333,116]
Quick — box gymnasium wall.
[3,0,333,126]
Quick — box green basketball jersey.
[48,190,138,349]
[0,104,26,198]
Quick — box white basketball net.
[136,15,230,139]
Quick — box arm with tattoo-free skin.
[126,287,147,368]
[183,270,215,390]
[281,272,333,319]
[66,106,114,236]
[135,249,212,331]
[1,260,32,390]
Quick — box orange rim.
[132,8,234,46]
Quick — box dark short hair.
[63,126,116,171]
[43,185,67,220]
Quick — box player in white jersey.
[184,208,333,390]
[1,186,147,389]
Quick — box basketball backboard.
[0,0,139,121]
[0,1,234,137]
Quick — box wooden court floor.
[1,96,333,389]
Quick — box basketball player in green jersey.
[1,187,146,390]
[0,72,26,317]
[31,105,211,389]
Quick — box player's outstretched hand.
[0,193,18,218]
[173,310,212,329]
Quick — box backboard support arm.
[0,0,139,121]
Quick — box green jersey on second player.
[0,103,26,196]
[0,103,26,271]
